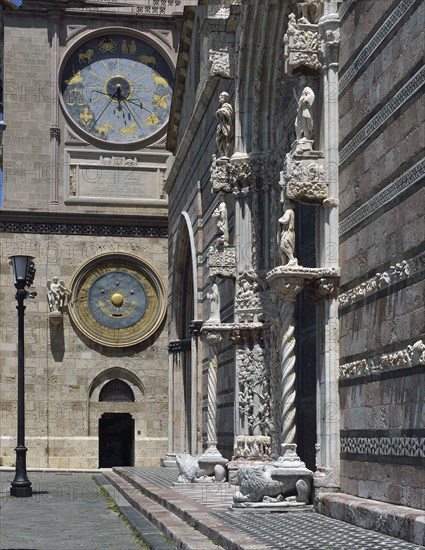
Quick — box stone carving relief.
[235,273,263,323]
[339,340,425,379]
[206,244,236,279]
[215,91,234,159]
[234,435,271,459]
[210,155,231,193]
[339,261,410,308]
[69,165,77,196]
[284,11,322,75]
[283,152,327,204]
[237,345,271,439]
[99,155,138,166]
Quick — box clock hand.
[89,89,110,101]
[120,100,146,135]
[89,95,114,132]
[125,97,153,113]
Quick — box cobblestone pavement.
[0,472,145,550]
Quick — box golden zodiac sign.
[129,40,137,55]
[138,54,157,67]
[143,112,160,126]
[98,38,117,53]
[152,73,169,88]
[78,48,95,64]
[97,120,113,136]
[80,107,93,126]
[153,93,170,110]
[66,88,84,106]
[65,69,83,86]
[120,122,137,136]
[121,39,129,54]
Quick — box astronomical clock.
[60,31,174,147]
[69,254,166,348]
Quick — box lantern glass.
[9,255,33,284]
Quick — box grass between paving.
[93,476,148,549]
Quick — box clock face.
[69,254,166,347]
[60,33,174,145]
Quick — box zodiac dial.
[69,254,166,347]
[60,33,174,145]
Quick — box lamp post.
[9,255,36,498]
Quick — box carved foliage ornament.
[237,345,271,438]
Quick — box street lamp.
[9,255,36,498]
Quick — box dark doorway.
[295,203,317,472]
[98,413,134,468]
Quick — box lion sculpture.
[233,465,310,505]
[175,453,226,483]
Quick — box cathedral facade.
[164,0,424,537]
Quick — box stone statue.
[212,201,229,245]
[47,277,70,312]
[215,91,234,158]
[294,76,314,140]
[207,280,221,322]
[278,209,297,266]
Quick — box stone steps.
[105,467,270,550]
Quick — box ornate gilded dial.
[69,254,166,347]
[60,32,174,145]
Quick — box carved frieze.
[206,244,236,279]
[340,340,425,379]
[339,260,410,308]
[267,266,339,299]
[234,435,272,459]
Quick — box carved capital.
[50,126,60,140]
[210,156,232,193]
[230,325,264,346]
[318,13,340,68]
[228,157,253,193]
[189,320,203,337]
[306,277,339,303]
[202,329,224,348]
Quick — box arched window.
[99,379,135,402]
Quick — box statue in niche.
[278,208,298,266]
[47,277,70,312]
[207,279,221,322]
[294,76,314,141]
[215,91,234,158]
[212,201,229,245]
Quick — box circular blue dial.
[88,271,147,329]
[60,33,174,144]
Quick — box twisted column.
[267,274,304,447]
[280,301,297,444]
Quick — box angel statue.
[278,208,298,266]
[215,91,234,158]
[47,277,70,312]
